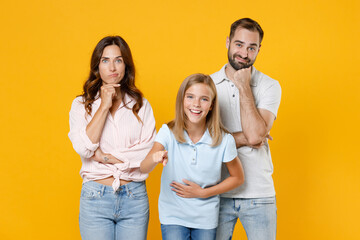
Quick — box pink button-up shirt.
[68,94,156,191]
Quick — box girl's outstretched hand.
[153,150,168,166]
[170,179,206,198]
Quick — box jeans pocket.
[81,185,102,200]
[128,183,148,199]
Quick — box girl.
[140,73,244,240]
[68,36,156,240]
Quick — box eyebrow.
[234,40,258,47]
[185,92,211,98]
[101,56,123,59]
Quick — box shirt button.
[192,158,195,161]
[193,148,196,151]
[232,94,235,97]
[231,84,234,87]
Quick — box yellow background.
[1,0,359,239]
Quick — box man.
[211,18,281,240]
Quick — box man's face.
[227,27,261,70]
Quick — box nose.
[239,47,248,58]
[109,61,116,72]
[193,98,200,107]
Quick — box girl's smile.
[183,83,213,127]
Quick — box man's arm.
[232,68,276,146]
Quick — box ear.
[226,37,230,50]
[258,44,261,53]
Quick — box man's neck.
[224,63,236,81]
[224,63,254,81]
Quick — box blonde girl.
[141,73,244,240]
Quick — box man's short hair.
[230,18,264,43]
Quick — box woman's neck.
[114,88,122,100]
[186,121,206,144]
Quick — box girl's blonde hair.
[168,73,228,146]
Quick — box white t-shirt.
[211,64,282,198]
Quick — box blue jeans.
[79,181,149,240]
[216,197,277,240]
[161,224,216,240]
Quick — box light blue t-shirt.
[155,124,237,229]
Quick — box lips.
[189,109,202,114]
[109,73,119,77]
[235,56,249,63]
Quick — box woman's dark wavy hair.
[81,36,143,121]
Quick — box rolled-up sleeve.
[68,98,99,158]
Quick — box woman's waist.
[80,166,148,184]
[94,177,132,186]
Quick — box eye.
[249,47,256,51]
[116,59,122,63]
[101,59,108,63]
[236,43,242,47]
[201,98,209,101]
[186,95,193,99]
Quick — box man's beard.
[228,51,254,70]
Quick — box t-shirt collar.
[183,128,213,145]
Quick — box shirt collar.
[183,128,213,145]
[214,64,258,87]
[119,94,134,109]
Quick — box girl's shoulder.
[220,132,236,145]
[159,123,171,134]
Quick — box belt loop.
[125,184,129,196]
[101,184,105,196]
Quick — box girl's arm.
[170,156,244,198]
[140,142,167,173]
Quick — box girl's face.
[99,45,126,85]
[183,83,213,127]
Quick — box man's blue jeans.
[216,197,277,240]
[79,181,149,240]
[161,224,217,240]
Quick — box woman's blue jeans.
[79,181,149,240]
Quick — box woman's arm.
[91,148,123,164]
[140,142,167,173]
[170,156,244,198]
[86,83,120,143]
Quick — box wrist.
[98,104,110,113]
[237,82,249,93]
[200,188,209,198]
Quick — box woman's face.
[98,45,126,85]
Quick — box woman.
[68,36,156,240]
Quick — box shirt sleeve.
[222,133,238,163]
[109,99,156,169]
[257,81,282,118]
[68,98,99,158]
[154,124,171,151]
